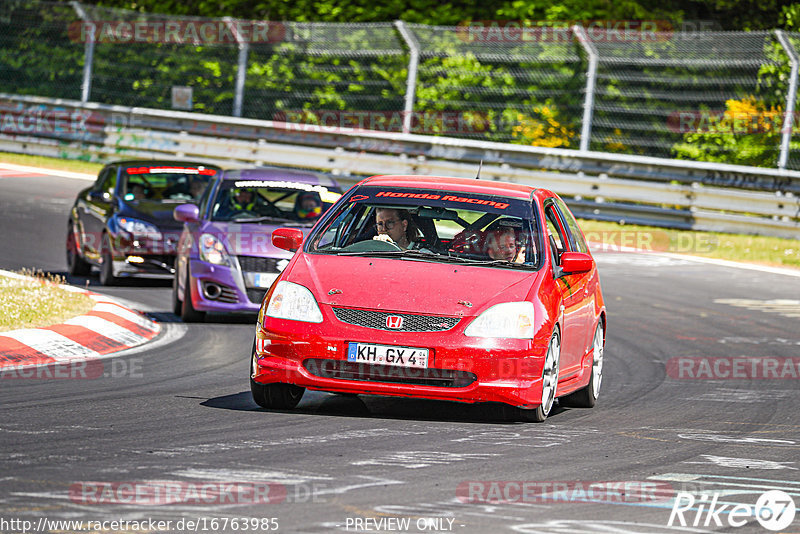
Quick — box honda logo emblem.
[386,315,404,329]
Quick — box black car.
[67,160,222,285]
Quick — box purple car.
[171,167,342,322]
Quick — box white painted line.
[106,323,186,359]
[1,329,102,362]
[0,162,96,181]
[588,241,800,278]
[660,252,800,278]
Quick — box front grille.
[246,288,268,304]
[303,359,476,388]
[332,308,460,332]
[238,255,280,272]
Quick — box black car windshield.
[210,180,342,224]
[123,165,216,203]
[308,186,543,269]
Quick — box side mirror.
[272,228,303,252]
[560,252,594,274]
[174,203,199,223]
[88,190,109,202]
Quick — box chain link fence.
[1,1,799,169]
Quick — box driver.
[485,226,526,263]
[372,208,420,250]
[230,188,256,211]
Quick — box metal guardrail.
[1,93,799,238]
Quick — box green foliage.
[671,97,792,166]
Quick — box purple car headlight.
[199,233,231,266]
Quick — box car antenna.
[475,160,483,179]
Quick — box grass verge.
[0,271,95,332]
[0,151,103,175]
[579,219,800,270]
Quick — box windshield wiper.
[229,215,290,223]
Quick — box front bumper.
[188,258,280,313]
[252,310,550,408]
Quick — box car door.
[81,166,117,258]
[543,200,588,376]
[553,196,597,361]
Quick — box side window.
[544,203,569,266]
[553,197,589,254]
[99,167,117,199]
[92,168,109,192]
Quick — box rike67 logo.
[669,490,796,531]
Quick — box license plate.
[347,342,429,369]
[252,273,278,288]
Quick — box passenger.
[373,207,420,250]
[485,226,525,263]
[189,180,206,200]
[296,192,322,219]
[129,183,148,200]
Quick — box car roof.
[108,160,222,168]
[359,175,546,199]
[221,166,339,187]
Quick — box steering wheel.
[341,239,402,252]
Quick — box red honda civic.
[250,175,606,422]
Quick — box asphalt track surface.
[1,173,799,534]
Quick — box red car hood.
[288,254,540,316]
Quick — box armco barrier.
[1,93,799,238]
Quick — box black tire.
[99,233,119,286]
[171,265,182,315]
[562,320,604,409]
[506,330,561,423]
[66,221,91,276]
[249,340,305,409]
[180,266,205,323]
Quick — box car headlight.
[199,233,231,266]
[464,302,535,339]
[118,217,162,239]
[265,281,323,323]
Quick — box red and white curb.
[0,271,161,370]
[0,162,96,180]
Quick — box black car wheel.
[66,221,91,276]
[180,266,205,323]
[99,233,119,286]
[562,320,604,408]
[250,339,305,409]
[503,330,560,423]
[171,264,183,315]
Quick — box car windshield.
[123,165,216,203]
[210,179,342,224]
[307,186,543,269]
